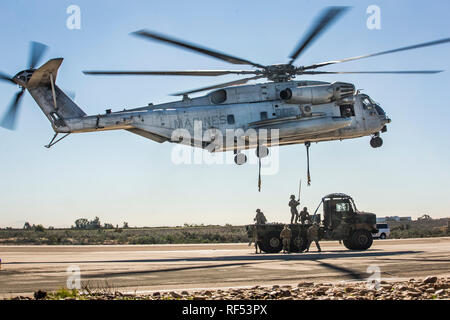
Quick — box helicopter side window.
[210,89,227,104]
[227,114,235,125]
[260,111,268,120]
[339,104,355,117]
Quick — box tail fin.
[27,58,85,132]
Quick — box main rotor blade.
[28,41,48,69]
[171,75,264,96]
[301,70,444,75]
[303,37,450,70]
[83,70,259,76]
[0,89,25,130]
[289,6,349,65]
[132,30,265,68]
[0,71,15,84]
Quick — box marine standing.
[299,207,310,225]
[280,225,292,254]
[305,222,322,252]
[250,209,267,253]
[288,195,300,224]
[254,209,267,225]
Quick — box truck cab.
[318,193,378,250]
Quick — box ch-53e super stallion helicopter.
[1,7,449,188]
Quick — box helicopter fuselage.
[53,80,390,152]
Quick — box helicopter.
[0,7,449,188]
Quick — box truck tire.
[343,238,356,250]
[259,232,283,253]
[351,229,373,250]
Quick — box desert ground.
[0,237,449,298]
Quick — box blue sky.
[0,0,449,228]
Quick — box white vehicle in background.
[373,223,390,239]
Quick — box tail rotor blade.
[0,71,15,85]
[0,89,25,130]
[28,41,48,69]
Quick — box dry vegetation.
[0,224,248,245]
[0,218,448,245]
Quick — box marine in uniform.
[280,225,292,254]
[299,207,310,225]
[306,222,322,252]
[288,195,300,224]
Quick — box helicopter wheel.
[234,153,247,165]
[256,145,269,158]
[370,136,383,148]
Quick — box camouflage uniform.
[288,195,300,224]
[306,223,321,252]
[280,225,292,253]
[299,207,310,225]
[254,209,267,225]
[252,227,261,253]
[250,209,266,253]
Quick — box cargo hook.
[305,141,311,185]
[258,144,262,192]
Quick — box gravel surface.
[7,276,449,300]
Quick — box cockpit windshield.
[360,95,385,115]
[374,105,386,115]
[360,95,372,109]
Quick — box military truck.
[246,193,377,253]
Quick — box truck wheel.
[351,229,373,250]
[292,236,308,252]
[260,232,282,253]
[380,233,386,239]
[343,239,356,250]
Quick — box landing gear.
[234,152,247,165]
[370,134,383,148]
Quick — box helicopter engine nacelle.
[280,82,355,105]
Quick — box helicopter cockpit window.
[375,105,386,116]
[361,97,372,110]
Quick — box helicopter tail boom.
[27,58,86,133]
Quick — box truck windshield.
[336,203,351,212]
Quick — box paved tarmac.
[1,237,449,297]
